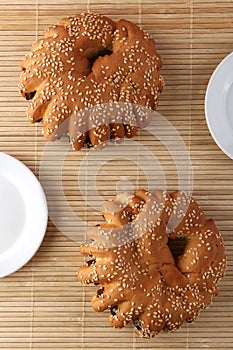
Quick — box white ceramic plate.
[205,52,233,159]
[0,152,48,277]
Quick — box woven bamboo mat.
[0,0,233,349]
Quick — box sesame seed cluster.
[78,189,226,338]
[18,13,163,149]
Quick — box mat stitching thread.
[34,0,39,177]
[186,1,193,349]
[133,2,142,348]
[29,2,39,349]
[188,0,193,195]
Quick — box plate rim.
[0,152,48,278]
[205,51,233,160]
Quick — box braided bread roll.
[19,13,163,149]
[78,189,226,338]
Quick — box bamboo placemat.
[0,0,233,349]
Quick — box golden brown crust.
[18,13,163,149]
[78,189,226,338]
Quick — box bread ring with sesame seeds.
[78,189,226,338]
[18,12,163,150]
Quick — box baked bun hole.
[84,133,93,148]
[167,236,189,261]
[133,318,142,331]
[25,90,36,100]
[86,45,113,69]
[110,306,118,316]
[86,258,96,267]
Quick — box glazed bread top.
[19,13,163,149]
[78,189,226,337]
